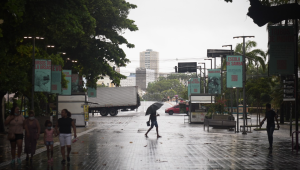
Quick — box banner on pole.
[268,26,294,75]
[34,59,51,92]
[51,65,62,94]
[87,87,97,98]
[188,78,200,97]
[84,105,89,122]
[62,70,72,95]
[71,74,79,93]
[226,55,243,88]
[208,69,221,94]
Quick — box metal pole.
[242,37,247,135]
[237,89,239,132]
[204,63,206,93]
[230,46,233,115]
[221,56,223,94]
[294,16,299,147]
[31,37,35,110]
[200,66,202,93]
[214,58,216,69]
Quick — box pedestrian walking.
[145,111,161,138]
[55,109,77,164]
[44,120,55,163]
[24,110,41,162]
[4,105,25,164]
[260,103,280,150]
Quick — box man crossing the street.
[260,103,280,150]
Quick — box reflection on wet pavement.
[0,101,299,169]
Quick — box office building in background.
[140,49,159,79]
[136,68,155,91]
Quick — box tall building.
[136,68,155,91]
[120,73,136,87]
[140,49,159,79]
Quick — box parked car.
[165,104,189,115]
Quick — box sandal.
[61,159,66,164]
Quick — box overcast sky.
[120,0,268,76]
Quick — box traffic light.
[175,66,177,73]
[283,79,295,101]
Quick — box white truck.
[88,86,140,116]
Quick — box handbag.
[7,132,15,140]
[146,121,150,126]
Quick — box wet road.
[1,101,300,169]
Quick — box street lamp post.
[199,63,206,93]
[24,36,44,110]
[222,45,234,120]
[233,36,254,135]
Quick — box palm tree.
[234,40,267,71]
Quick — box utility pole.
[294,13,299,149]
[233,36,254,135]
[222,45,233,116]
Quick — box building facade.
[120,73,136,87]
[140,49,159,79]
[96,62,120,87]
[136,68,155,91]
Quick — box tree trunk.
[0,92,7,133]
[248,0,300,27]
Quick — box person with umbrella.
[145,102,163,138]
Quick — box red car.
[165,104,189,115]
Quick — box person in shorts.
[55,109,77,164]
[5,105,25,164]
[145,110,161,138]
[44,120,55,163]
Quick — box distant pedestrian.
[44,120,55,163]
[55,109,77,164]
[145,111,161,138]
[5,105,25,164]
[260,103,280,150]
[24,110,41,162]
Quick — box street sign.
[84,105,89,122]
[178,62,197,73]
[268,26,294,75]
[207,49,233,58]
[283,79,295,101]
[87,87,97,97]
[188,78,201,97]
[226,55,243,88]
[35,59,52,92]
[51,65,62,94]
[208,69,221,94]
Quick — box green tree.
[0,0,138,132]
[234,40,267,71]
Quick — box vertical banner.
[188,78,200,97]
[62,70,72,95]
[226,55,243,88]
[208,69,221,94]
[268,26,294,75]
[35,59,51,92]
[51,65,62,94]
[87,87,97,98]
[71,74,79,93]
[84,105,89,122]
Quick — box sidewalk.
[1,111,300,169]
[0,121,97,166]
